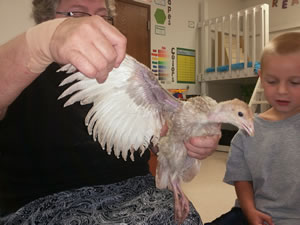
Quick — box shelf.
[201,68,258,82]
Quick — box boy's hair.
[32,0,116,24]
[261,32,300,72]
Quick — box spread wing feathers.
[58,55,182,161]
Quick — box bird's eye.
[238,112,244,117]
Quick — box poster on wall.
[176,48,196,84]
[154,0,166,6]
[151,47,170,83]
[153,0,172,36]
[150,0,200,94]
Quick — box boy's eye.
[290,78,300,85]
[290,81,300,85]
[266,80,277,84]
[264,76,277,84]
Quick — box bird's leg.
[149,141,159,155]
[171,180,190,224]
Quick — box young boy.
[206,32,300,225]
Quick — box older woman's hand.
[50,16,127,83]
[158,123,220,160]
[184,135,221,160]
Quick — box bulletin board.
[177,48,196,83]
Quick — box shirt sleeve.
[223,130,252,185]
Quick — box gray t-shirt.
[224,113,300,225]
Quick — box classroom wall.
[206,0,300,40]
[206,0,244,19]
[2,0,300,96]
[136,0,201,95]
[202,0,300,103]
[242,0,300,39]
[146,0,201,95]
[201,0,244,103]
[0,0,34,44]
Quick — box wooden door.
[114,0,150,67]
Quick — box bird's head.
[209,98,254,136]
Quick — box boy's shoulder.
[258,108,300,122]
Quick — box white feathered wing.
[58,55,182,161]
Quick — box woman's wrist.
[25,18,67,73]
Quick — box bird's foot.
[172,183,190,224]
[174,194,190,224]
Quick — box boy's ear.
[258,69,262,78]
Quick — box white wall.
[202,0,300,102]
[206,0,244,19]
[149,0,201,95]
[242,0,300,39]
[0,0,34,44]
[204,0,300,41]
[135,0,202,95]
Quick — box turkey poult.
[58,55,254,224]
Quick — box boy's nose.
[277,83,288,94]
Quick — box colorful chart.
[177,48,196,83]
[151,47,169,81]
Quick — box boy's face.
[260,53,300,118]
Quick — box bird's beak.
[242,121,254,136]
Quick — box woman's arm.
[0,16,126,119]
[0,32,38,117]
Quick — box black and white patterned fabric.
[1,174,202,225]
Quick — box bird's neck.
[207,101,231,124]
